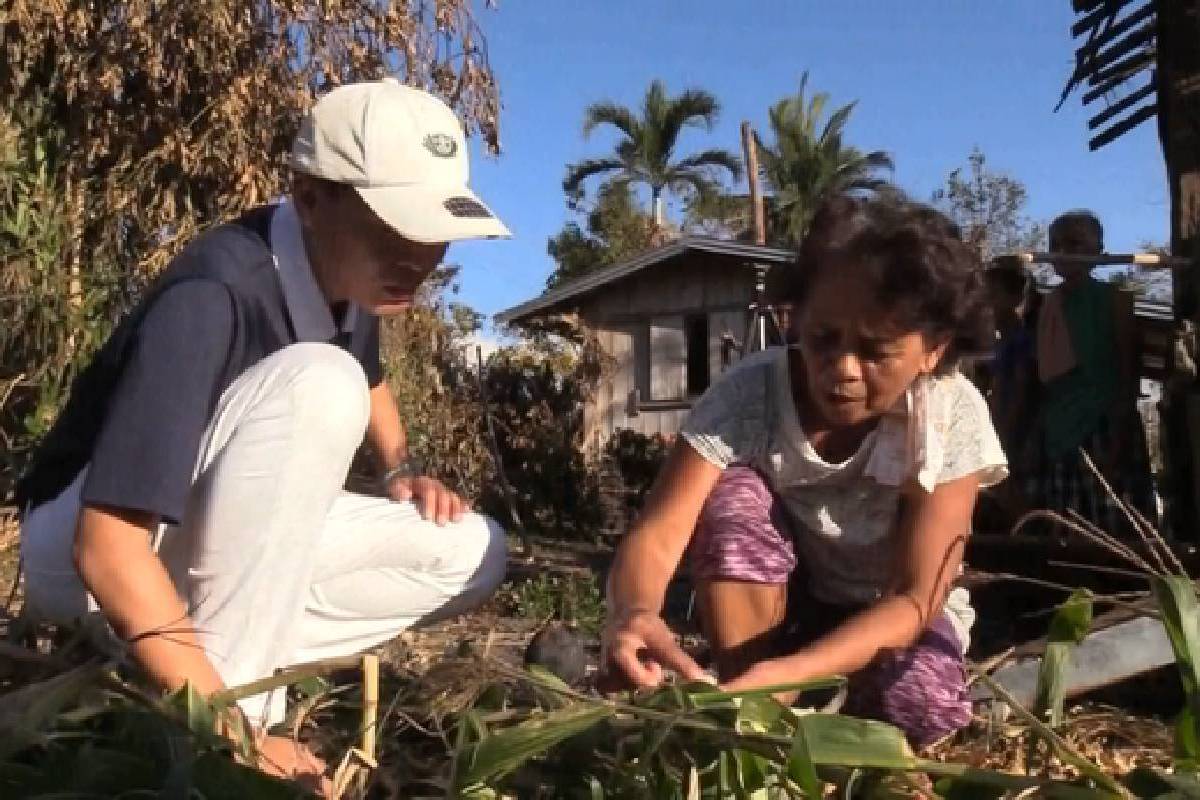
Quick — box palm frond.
[659,87,722,147]
[581,101,640,140]
[819,101,857,144]
[562,157,626,197]
[672,148,743,181]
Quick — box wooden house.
[496,237,796,449]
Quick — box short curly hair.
[776,194,990,374]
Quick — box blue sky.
[449,1,1168,321]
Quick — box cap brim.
[356,184,511,244]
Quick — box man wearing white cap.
[17,79,510,786]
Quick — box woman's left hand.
[386,475,468,525]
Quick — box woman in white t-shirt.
[601,195,1007,746]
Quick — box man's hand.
[385,474,467,525]
[254,734,331,797]
[600,608,709,690]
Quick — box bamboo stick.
[358,653,380,794]
[1016,251,1191,267]
[212,653,365,705]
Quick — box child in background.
[981,258,1038,528]
[601,195,1007,747]
[1028,210,1156,534]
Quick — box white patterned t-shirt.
[680,347,1008,650]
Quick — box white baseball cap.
[290,78,510,243]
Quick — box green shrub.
[503,571,605,635]
[604,428,671,508]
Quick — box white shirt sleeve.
[679,352,772,469]
[933,373,1009,488]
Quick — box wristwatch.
[379,456,424,489]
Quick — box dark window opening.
[686,314,710,396]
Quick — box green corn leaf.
[293,676,331,699]
[586,774,605,800]
[164,681,216,739]
[1152,576,1200,696]
[731,747,772,797]
[686,677,846,708]
[525,664,572,693]
[1178,705,1200,774]
[1035,589,1094,727]
[932,763,1120,799]
[718,750,733,795]
[192,750,318,798]
[735,694,786,734]
[798,714,915,770]
[1152,575,1200,772]
[1125,765,1200,798]
[458,703,614,786]
[0,662,108,760]
[785,718,823,798]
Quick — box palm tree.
[755,73,894,245]
[563,80,742,227]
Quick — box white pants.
[21,343,507,725]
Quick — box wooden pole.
[1156,0,1200,541]
[1017,251,1192,268]
[740,121,766,246]
[361,654,379,763]
[355,653,380,794]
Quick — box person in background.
[979,257,1038,523]
[601,195,1007,747]
[1027,210,1156,534]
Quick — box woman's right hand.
[600,608,709,690]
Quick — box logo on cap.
[423,133,458,158]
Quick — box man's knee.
[453,513,508,607]
[274,343,370,441]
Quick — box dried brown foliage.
[2,0,500,271]
[380,277,616,542]
[0,0,502,496]
[0,0,496,268]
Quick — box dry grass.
[0,508,18,609]
[932,705,1174,783]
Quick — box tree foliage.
[545,183,657,287]
[381,269,612,542]
[681,74,893,246]
[933,147,1046,261]
[562,80,742,225]
[0,0,501,498]
[755,73,894,246]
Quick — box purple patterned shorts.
[688,466,972,747]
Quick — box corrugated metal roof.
[495,236,796,324]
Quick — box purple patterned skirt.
[688,465,973,747]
